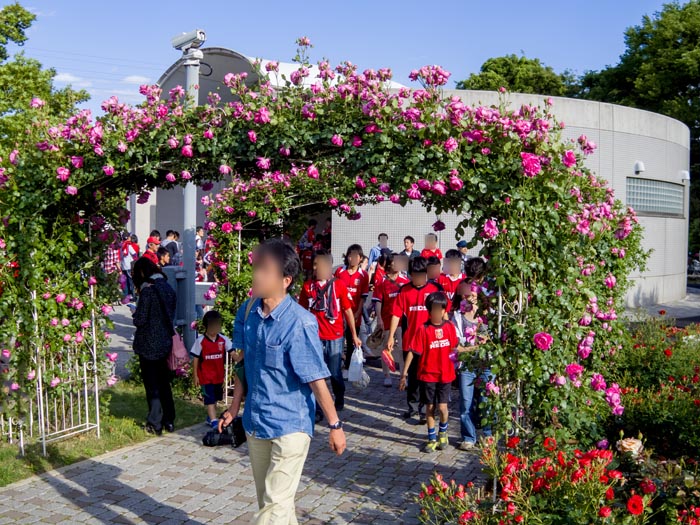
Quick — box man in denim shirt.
[219,239,346,524]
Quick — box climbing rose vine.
[0,38,645,444]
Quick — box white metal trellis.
[2,290,106,456]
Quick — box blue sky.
[9,0,671,113]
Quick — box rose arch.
[0,38,645,448]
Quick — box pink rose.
[449,174,463,191]
[56,167,71,182]
[307,165,319,179]
[102,165,115,176]
[219,165,232,175]
[106,375,118,387]
[432,220,446,232]
[181,145,193,157]
[233,222,243,231]
[481,219,499,239]
[50,377,61,388]
[50,318,59,326]
[256,157,271,170]
[331,134,343,146]
[221,222,234,233]
[444,137,458,153]
[279,146,290,156]
[562,150,576,167]
[406,184,422,200]
[351,136,362,148]
[520,152,542,178]
[101,305,113,316]
[30,97,45,108]
[248,130,257,143]
[106,352,118,362]
[70,156,84,169]
[591,373,606,391]
[432,180,447,195]
[65,186,78,195]
[203,128,214,139]
[604,274,617,289]
[55,293,67,303]
[165,173,176,183]
[533,331,553,351]
[167,137,179,149]
[27,370,36,381]
[181,170,192,180]
[328,198,339,207]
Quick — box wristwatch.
[328,420,343,430]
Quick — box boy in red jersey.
[300,250,361,417]
[420,233,443,261]
[438,249,466,300]
[400,292,459,452]
[334,244,370,368]
[387,257,440,421]
[373,253,410,387]
[190,310,233,429]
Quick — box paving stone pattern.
[0,366,483,524]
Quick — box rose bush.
[0,38,645,448]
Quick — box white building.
[134,49,690,307]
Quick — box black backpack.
[202,417,247,448]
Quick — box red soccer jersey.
[299,279,353,340]
[438,273,465,300]
[421,248,443,260]
[373,274,410,328]
[334,267,369,313]
[142,250,159,266]
[372,266,386,289]
[415,321,458,383]
[190,333,233,385]
[392,282,441,352]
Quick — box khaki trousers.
[247,431,311,525]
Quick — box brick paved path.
[0,366,484,524]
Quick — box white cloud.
[121,75,151,85]
[54,72,93,88]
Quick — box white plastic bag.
[352,369,371,389]
[348,346,364,383]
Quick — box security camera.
[171,29,206,51]
[633,161,646,175]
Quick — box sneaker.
[424,440,439,453]
[437,432,449,450]
[383,376,392,388]
[342,369,349,381]
[210,419,219,430]
[459,441,476,451]
[402,410,416,419]
[205,416,212,426]
[418,413,427,425]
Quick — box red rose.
[640,478,656,494]
[507,436,521,449]
[608,470,623,480]
[659,309,666,315]
[664,348,673,358]
[627,494,644,516]
[599,506,612,518]
[543,437,557,451]
[605,487,615,500]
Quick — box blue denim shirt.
[233,295,330,439]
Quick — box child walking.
[190,310,233,429]
[400,292,459,452]
[387,257,441,421]
[438,249,466,300]
[335,244,370,369]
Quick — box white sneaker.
[459,441,476,451]
[383,376,392,388]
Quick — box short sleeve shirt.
[373,274,410,327]
[334,267,370,311]
[421,248,443,260]
[233,296,330,439]
[438,273,465,300]
[415,321,458,383]
[391,282,441,352]
[190,333,233,385]
[299,279,353,340]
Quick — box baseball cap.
[146,236,160,245]
[457,240,468,248]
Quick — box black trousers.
[403,351,423,415]
[139,355,175,430]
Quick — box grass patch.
[0,382,206,487]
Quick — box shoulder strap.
[244,298,256,322]
[151,284,176,337]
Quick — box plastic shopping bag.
[348,346,364,383]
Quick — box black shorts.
[201,383,224,405]
[420,381,451,405]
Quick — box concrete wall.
[131,90,691,307]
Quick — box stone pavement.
[0,365,483,524]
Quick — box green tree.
[574,1,700,250]
[0,3,88,151]
[456,54,576,96]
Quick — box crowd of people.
[120,222,491,523]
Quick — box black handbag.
[202,417,247,448]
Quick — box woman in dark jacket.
[132,258,177,435]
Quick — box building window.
[626,177,685,217]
